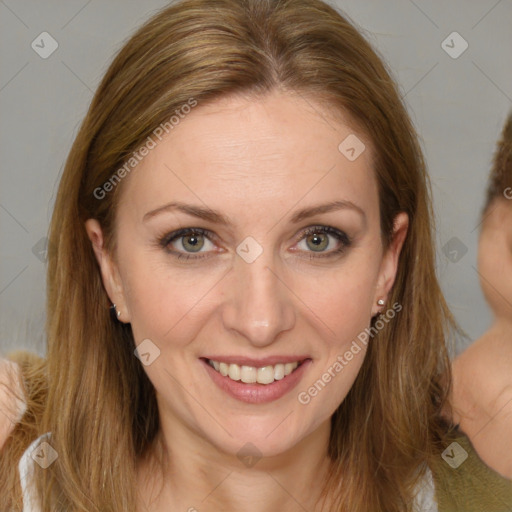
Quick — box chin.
[205,418,305,461]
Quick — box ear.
[85,219,130,323]
[372,212,409,316]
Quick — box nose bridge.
[222,239,295,345]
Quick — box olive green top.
[431,430,512,511]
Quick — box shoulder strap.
[18,432,52,512]
[413,466,439,511]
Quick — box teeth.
[228,364,241,381]
[208,359,301,384]
[241,366,257,383]
[257,366,274,384]
[284,362,296,375]
[274,363,285,381]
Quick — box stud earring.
[110,303,121,319]
[377,299,385,306]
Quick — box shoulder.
[450,334,512,478]
[0,358,27,450]
[458,383,512,479]
[451,332,512,419]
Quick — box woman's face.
[87,91,407,459]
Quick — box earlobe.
[84,219,129,322]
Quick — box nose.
[221,247,296,347]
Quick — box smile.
[207,359,305,385]
[200,357,312,404]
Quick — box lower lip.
[200,358,312,404]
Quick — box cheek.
[291,255,379,410]
[122,260,218,346]
[292,251,380,340]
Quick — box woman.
[450,112,512,480]
[1,0,511,510]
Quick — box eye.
[158,228,216,260]
[294,225,351,259]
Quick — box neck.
[137,413,335,512]
[490,316,512,336]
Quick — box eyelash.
[157,225,352,262]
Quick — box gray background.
[1,0,511,357]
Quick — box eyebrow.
[142,199,366,225]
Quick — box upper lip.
[202,356,311,367]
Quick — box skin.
[0,359,26,450]
[0,90,405,511]
[450,198,512,479]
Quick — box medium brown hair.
[483,111,512,213]
[1,0,457,510]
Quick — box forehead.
[117,91,378,226]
